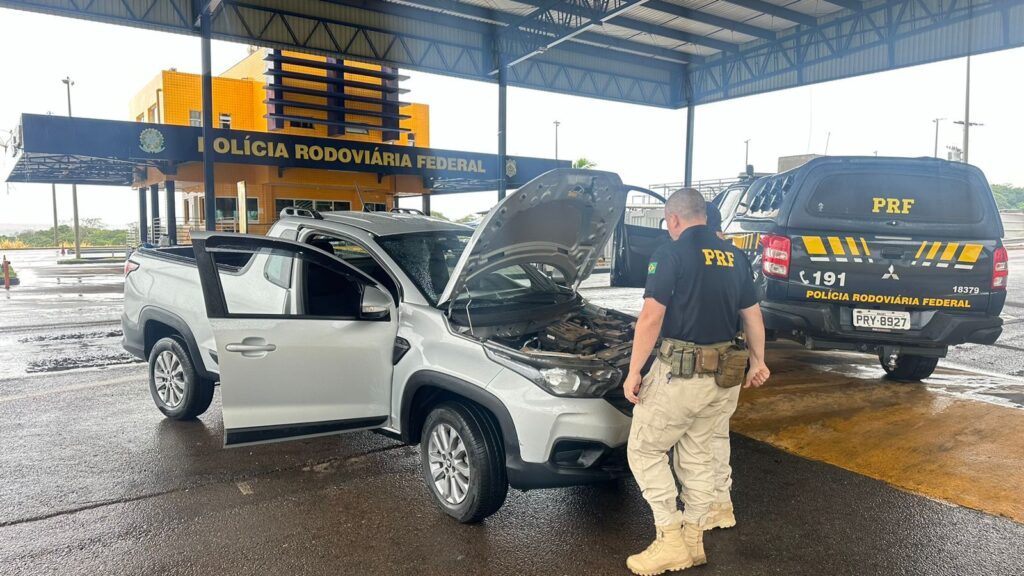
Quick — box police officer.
[624,188,770,575]
[702,203,742,532]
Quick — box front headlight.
[485,345,622,398]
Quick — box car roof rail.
[390,208,425,215]
[280,206,323,220]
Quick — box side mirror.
[360,285,392,320]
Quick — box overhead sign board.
[8,114,568,190]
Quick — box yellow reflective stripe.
[860,238,871,256]
[940,242,960,261]
[802,236,827,255]
[959,243,983,263]
[925,241,942,260]
[828,236,846,256]
[914,241,928,259]
[845,237,860,256]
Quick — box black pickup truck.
[612,157,1007,381]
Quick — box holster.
[713,343,749,389]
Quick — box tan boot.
[704,501,736,531]
[626,524,694,576]
[682,523,706,566]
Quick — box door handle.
[225,341,277,358]
[225,343,277,353]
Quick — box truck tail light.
[992,246,1008,290]
[124,260,140,278]
[761,234,791,279]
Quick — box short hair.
[665,188,706,222]
[706,204,722,232]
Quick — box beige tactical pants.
[707,385,741,504]
[627,358,732,528]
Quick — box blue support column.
[150,183,161,242]
[138,188,149,245]
[684,104,695,187]
[200,8,217,231]
[165,180,177,245]
[497,65,508,200]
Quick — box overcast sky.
[1,7,1023,229]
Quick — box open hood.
[437,169,628,307]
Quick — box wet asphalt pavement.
[2,249,1024,575]
[3,364,1023,576]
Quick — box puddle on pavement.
[0,325,141,379]
[25,351,143,373]
[18,330,122,343]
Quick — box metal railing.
[647,177,744,202]
[128,219,272,248]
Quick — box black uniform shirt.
[644,225,758,344]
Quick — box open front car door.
[191,233,398,446]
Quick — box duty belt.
[656,338,749,388]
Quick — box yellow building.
[129,47,430,236]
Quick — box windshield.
[377,231,574,307]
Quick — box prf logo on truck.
[872,197,915,214]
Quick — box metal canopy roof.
[2,0,1023,108]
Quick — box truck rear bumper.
[763,301,1003,353]
[121,312,146,361]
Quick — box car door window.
[304,232,400,301]
[208,245,368,320]
[716,187,745,229]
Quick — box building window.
[189,110,202,127]
[136,114,144,123]
[214,197,259,222]
[346,127,369,135]
[274,198,351,217]
[408,133,416,146]
[289,120,315,129]
[147,105,158,123]
[364,202,387,212]
[219,113,232,129]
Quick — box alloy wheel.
[154,350,186,409]
[427,422,472,505]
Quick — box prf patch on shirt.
[702,249,735,268]
[648,262,658,275]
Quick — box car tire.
[420,401,508,523]
[879,353,939,382]
[148,337,215,420]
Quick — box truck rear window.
[806,173,983,224]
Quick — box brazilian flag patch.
[648,262,658,275]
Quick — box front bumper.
[485,367,632,490]
[763,301,1003,353]
[507,441,628,490]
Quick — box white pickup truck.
[123,169,645,522]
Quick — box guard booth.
[3,49,566,245]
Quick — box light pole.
[962,54,972,163]
[62,76,81,259]
[953,119,983,163]
[51,184,59,249]
[932,118,945,158]
[743,139,750,168]
[553,120,561,160]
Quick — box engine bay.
[489,307,636,370]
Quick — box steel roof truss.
[494,0,654,72]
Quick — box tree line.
[0,219,127,249]
[992,184,1024,211]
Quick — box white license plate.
[853,309,911,331]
